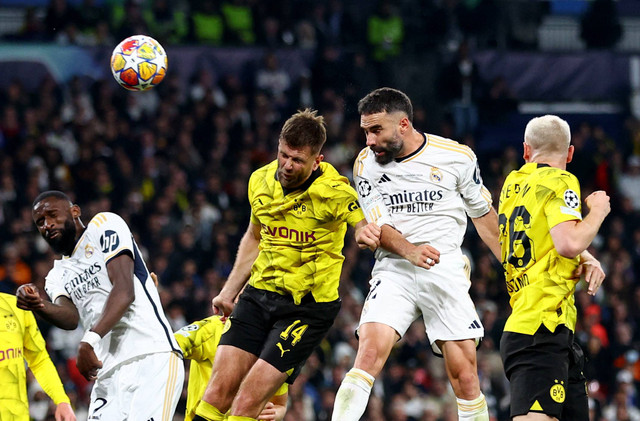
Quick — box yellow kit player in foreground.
[175,316,288,421]
[193,109,373,421]
[0,292,76,421]
[498,115,610,420]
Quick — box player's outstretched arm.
[550,190,611,258]
[355,220,380,251]
[258,391,288,421]
[470,207,501,260]
[55,402,76,421]
[379,225,440,269]
[212,221,261,318]
[16,284,79,330]
[574,249,605,296]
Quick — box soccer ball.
[110,35,167,91]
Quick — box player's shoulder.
[0,291,18,309]
[249,161,277,190]
[87,212,128,231]
[176,316,224,339]
[535,166,579,188]
[314,162,355,196]
[426,134,476,163]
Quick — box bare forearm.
[472,208,501,260]
[380,224,415,258]
[222,228,260,298]
[91,288,133,337]
[553,212,607,258]
[36,300,79,330]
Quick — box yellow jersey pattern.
[175,316,287,421]
[0,293,70,420]
[499,163,583,335]
[248,161,364,304]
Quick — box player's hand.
[258,402,279,420]
[574,257,605,296]
[584,190,611,219]
[212,294,235,322]
[407,244,440,269]
[356,222,381,251]
[150,272,159,286]
[77,342,103,381]
[55,402,76,421]
[16,283,45,311]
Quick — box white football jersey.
[44,212,181,375]
[353,133,492,257]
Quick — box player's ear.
[70,204,81,219]
[566,145,574,164]
[313,153,324,170]
[522,142,531,161]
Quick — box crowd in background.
[1,0,639,420]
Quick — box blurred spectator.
[439,39,481,138]
[581,0,623,49]
[617,155,640,212]
[189,0,224,45]
[43,0,80,41]
[366,0,404,84]
[144,0,188,44]
[221,0,256,45]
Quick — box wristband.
[81,330,102,348]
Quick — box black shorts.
[219,285,341,383]
[500,324,588,420]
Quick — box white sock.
[331,368,375,421]
[457,393,489,420]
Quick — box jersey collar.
[279,167,323,196]
[395,133,427,163]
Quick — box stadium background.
[0,0,639,419]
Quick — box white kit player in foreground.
[17,190,184,421]
[332,88,501,421]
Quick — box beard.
[46,218,77,255]
[372,134,403,165]
[277,167,308,189]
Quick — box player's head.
[358,88,414,165]
[277,109,326,189]
[32,191,82,255]
[523,115,574,166]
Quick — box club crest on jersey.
[84,244,94,258]
[430,167,443,183]
[292,201,307,215]
[358,179,372,197]
[100,230,120,253]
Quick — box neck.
[398,129,424,158]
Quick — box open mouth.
[48,231,61,240]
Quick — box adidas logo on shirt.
[378,174,391,183]
[469,320,481,329]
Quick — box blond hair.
[524,115,571,156]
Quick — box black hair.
[357,87,413,123]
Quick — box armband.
[81,330,102,348]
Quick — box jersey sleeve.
[44,266,69,303]
[457,152,493,218]
[542,172,583,228]
[325,182,365,227]
[91,212,135,263]
[174,316,224,362]
[23,310,70,405]
[353,161,394,227]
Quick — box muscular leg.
[229,359,288,418]
[332,322,400,421]
[197,345,258,419]
[439,339,489,420]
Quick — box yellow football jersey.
[248,161,364,304]
[0,293,70,421]
[498,163,583,335]
[175,316,287,421]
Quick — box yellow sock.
[227,416,257,421]
[195,400,227,421]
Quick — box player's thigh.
[261,299,340,384]
[219,288,273,357]
[360,260,420,338]
[500,326,573,420]
[89,352,184,421]
[418,253,483,355]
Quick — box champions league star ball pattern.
[110,35,167,91]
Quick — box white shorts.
[88,351,184,421]
[358,251,483,355]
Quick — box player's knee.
[453,371,480,396]
[354,345,387,376]
[230,392,262,418]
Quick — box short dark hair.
[357,87,413,123]
[279,108,327,155]
[32,191,72,208]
